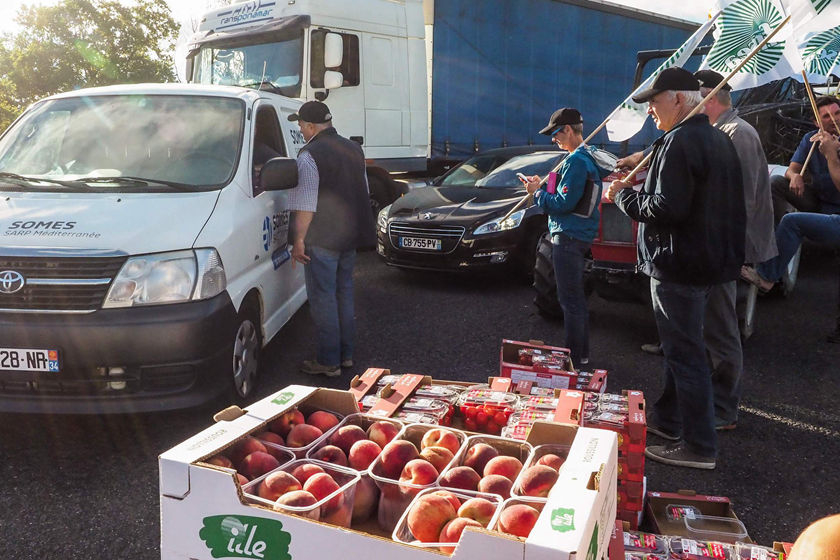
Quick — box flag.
[787,0,840,35]
[797,24,840,82]
[605,13,719,142]
[700,0,802,90]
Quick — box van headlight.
[103,249,227,308]
[473,210,525,235]
[377,204,392,233]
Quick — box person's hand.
[616,151,644,169]
[291,239,309,268]
[607,179,631,202]
[813,130,840,160]
[789,173,805,197]
[524,175,542,195]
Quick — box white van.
[0,83,309,414]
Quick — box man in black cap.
[523,108,606,368]
[287,100,375,377]
[607,67,745,469]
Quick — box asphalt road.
[2,249,839,558]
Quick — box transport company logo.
[705,0,785,75]
[0,270,25,294]
[199,515,291,560]
[550,507,575,533]
[802,26,840,76]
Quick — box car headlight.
[377,204,392,233]
[473,210,525,235]
[103,248,227,308]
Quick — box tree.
[0,0,179,131]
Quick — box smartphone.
[516,172,528,182]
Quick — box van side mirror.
[324,33,343,68]
[260,157,298,191]
[323,71,344,90]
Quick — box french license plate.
[400,237,442,250]
[0,348,60,372]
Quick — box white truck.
[0,83,309,413]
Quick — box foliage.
[0,0,179,131]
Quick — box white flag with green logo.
[605,14,719,141]
[797,24,840,82]
[788,0,840,35]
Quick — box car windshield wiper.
[0,172,93,189]
[74,176,194,192]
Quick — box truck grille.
[388,222,466,253]
[0,256,126,313]
[600,205,635,244]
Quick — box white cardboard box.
[159,385,617,560]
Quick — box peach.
[406,493,457,542]
[348,439,382,471]
[518,465,559,498]
[236,473,249,486]
[303,472,343,513]
[329,425,368,455]
[429,489,462,513]
[310,444,349,467]
[307,410,340,433]
[458,497,497,527]
[351,476,379,523]
[239,451,280,480]
[285,423,324,448]
[367,420,400,448]
[273,489,320,520]
[378,440,420,479]
[290,463,325,484]
[399,459,439,486]
[269,409,305,437]
[419,446,455,473]
[499,504,540,538]
[206,454,233,469]
[439,517,483,553]
[537,453,565,471]
[421,428,461,455]
[228,436,268,467]
[254,431,288,462]
[439,466,480,491]
[483,455,523,481]
[477,474,512,499]
[258,470,302,502]
[462,443,499,474]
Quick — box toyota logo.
[0,270,25,294]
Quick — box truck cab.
[0,83,307,413]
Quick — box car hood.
[0,191,219,254]
[389,185,524,225]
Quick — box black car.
[376,147,617,274]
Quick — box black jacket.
[615,115,745,285]
[300,127,376,251]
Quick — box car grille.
[600,205,635,243]
[388,222,466,254]
[0,256,126,313]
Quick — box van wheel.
[737,280,757,342]
[231,302,262,401]
[533,233,564,320]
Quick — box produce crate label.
[199,515,290,560]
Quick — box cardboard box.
[500,339,577,389]
[645,490,751,542]
[160,384,618,560]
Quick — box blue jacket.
[534,145,602,242]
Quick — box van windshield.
[0,94,245,191]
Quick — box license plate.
[400,237,442,250]
[0,348,60,372]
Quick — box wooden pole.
[802,141,818,172]
[801,70,824,130]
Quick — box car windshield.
[0,94,245,191]
[475,152,566,188]
[437,154,502,187]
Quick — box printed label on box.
[199,515,291,560]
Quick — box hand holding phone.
[516,172,528,183]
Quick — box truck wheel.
[533,232,563,320]
[230,301,262,401]
[736,280,757,342]
[780,245,801,297]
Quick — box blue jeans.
[552,233,591,366]
[650,278,717,458]
[758,213,840,281]
[304,246,356,367]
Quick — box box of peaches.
[159,383,617,560]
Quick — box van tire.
[230,300,262,402]
[533,233,564,320]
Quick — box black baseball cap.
[632,67,700,103]
[539,108,583,135]
[288,101,332,123]
[694,69,732,91]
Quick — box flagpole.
[801,141,818,172]
[801,71,824,130]
[608,14,793,199]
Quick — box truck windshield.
[0,94,245,191]
[192,34,303,97]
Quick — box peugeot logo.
[422,212,433,220]
[0,270,25,294]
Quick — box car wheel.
[231,301,262,402]
[736,280,757,342]
[532,232,564,320]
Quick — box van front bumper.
[0,293,237,414]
